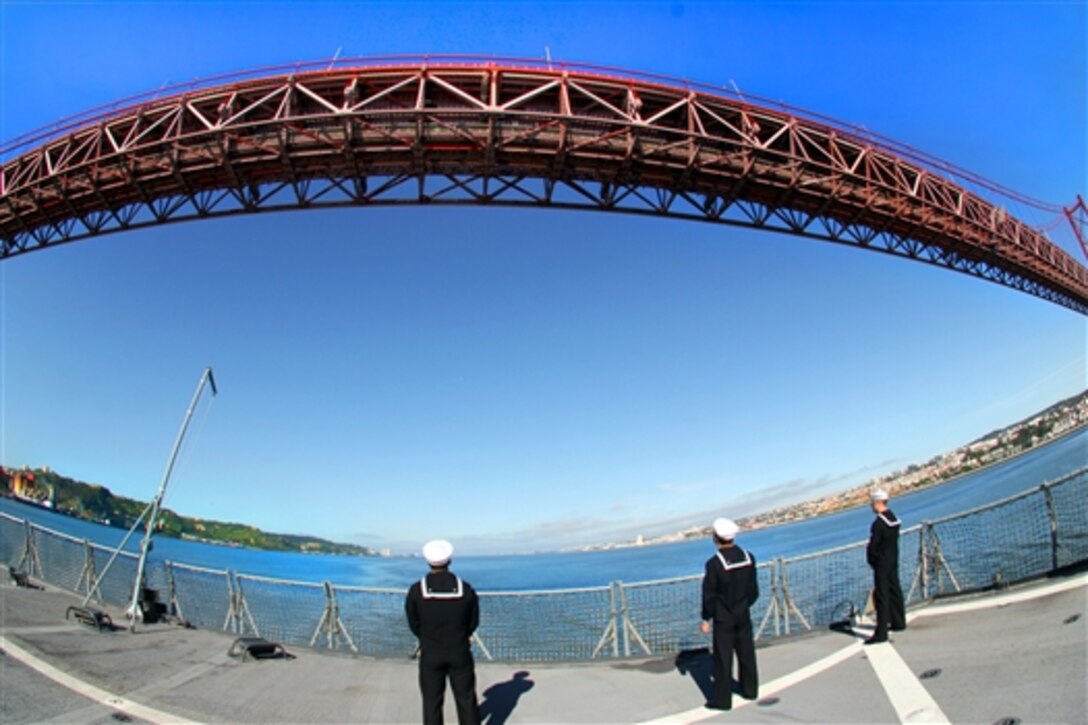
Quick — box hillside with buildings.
[585,389,1088,550]
[0,467,378,556]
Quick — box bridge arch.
[2,57,1085,314]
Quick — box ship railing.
[2,466,1085,662]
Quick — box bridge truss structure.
[2,57,1085,313]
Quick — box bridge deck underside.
[2,65,1085,313]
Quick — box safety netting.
[2,467,1084,661]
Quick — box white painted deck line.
[0,634,200,725]
[907,572,1088,621]
[637,639,864,724]
[638,573,1087,725]
[863,641,950,723]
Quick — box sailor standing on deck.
[865,490,907,644]
[700,518,759,710]
[405,539,481,725]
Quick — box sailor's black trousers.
[419,648,480,725]
[871,567,906,639]
[710,617,758,710]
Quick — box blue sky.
[1,1,1085,554]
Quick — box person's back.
[405,540,481,725]
[865,491,906,644]
[406,570,479,654]
[703,545,758,625]
[867,507,901,571]
[700,518,759,711]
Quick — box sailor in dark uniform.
[866,489,907,644]
[405,539,481,725]
[700,517,759,710]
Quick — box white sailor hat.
[712,517,739,540]
[870,489,889,502]
[422,539,454,566]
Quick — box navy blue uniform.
[702,545,759,710]
[405,571,481,725]
[867,509,906,640]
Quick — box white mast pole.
[126,366,217,630]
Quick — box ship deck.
[2,567,1085,724]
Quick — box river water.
[3,428,1084,591]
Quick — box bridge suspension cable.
[1064,195,1088,261]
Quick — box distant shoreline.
[749,421,1087,531]
[575,419,1088,553]
[6,393,1084,559]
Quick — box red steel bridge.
[2,56,1086,314]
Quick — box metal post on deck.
[77,539,101,602]
[755,561,781,639]
[471,633,493,661]
[616,582,651,657]
[608,581,621,657]
[1041,483,1060,571]
[779,559,793,636]
[615,582,630,656]
[224,571,259,636]
[17,520,43,578]
[779,558,811,634]
[165,561,183,622]
[224,571,239,633]
[310,580,358,652]
[926,523,961,596]
[923,522,937,598]
[592,582,621,658]
[908,525,929,603]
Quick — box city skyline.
[2,2,1085,554]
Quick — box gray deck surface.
[1,571,1085,724]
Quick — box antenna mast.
[80,367,218,630]
[126,366,217,630]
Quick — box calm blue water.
[3,428,1085,592]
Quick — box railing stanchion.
[1042,482,1060,570]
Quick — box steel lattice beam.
[1,59,1085,314]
